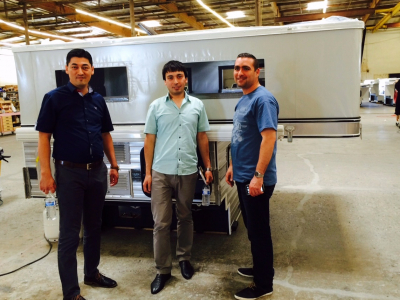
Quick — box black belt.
[55,159,103,170]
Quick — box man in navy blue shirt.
[226,53,279,300]
[36,49,119,300]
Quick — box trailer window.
[183,59,264,98]
[55,66,129,102]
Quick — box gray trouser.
[151,170,198,274]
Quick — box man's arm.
[143,133,156,193]
[225,163,234,187]
[38,132,56,194]
[249,128,276,197]
[197,131,213,185]
[102,132,119,187]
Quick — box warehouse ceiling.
[0,0,400,46]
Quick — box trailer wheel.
[231,220,239,232]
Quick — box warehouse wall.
[0,49,18,85]
[362,29,400,81]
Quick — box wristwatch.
[205,167,212,172]
[254,171,264,178]
[110,165,120,172]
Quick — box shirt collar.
[67,81,93,95]
[165,92,190,103]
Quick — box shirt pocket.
[181,110,200,127]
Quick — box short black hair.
[66,49,93,66]
[162,60,188,80]
[237,53,259,70]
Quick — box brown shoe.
[71,295,86,300]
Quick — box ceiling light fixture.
[75,9,146,34]
[141,20,161,28]
[0,18,79,41]
[1,36,25,43]
[0,41,15,47]
[226,11,246,19]
[307,1,328,13]
[196,0,235,28]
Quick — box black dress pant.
[236,182,275,290]
[55,162,108,299]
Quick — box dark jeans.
[55,162,108,299]
[236,182,275,290]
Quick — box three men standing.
[37,49,119,300]
[36,50,276,299]
[226,53,279,300]
[143,60,213,294]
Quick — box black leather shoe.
[70,295,86,300]
[179,260,194,280]
[151,273,171,294]
[84,272,117,288]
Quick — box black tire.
[231,220,239,232]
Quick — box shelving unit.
[0,85,21,135]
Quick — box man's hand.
[143,174,152,193]
[109,169,119,187]
[40,173,57,194]
[225,165,234,187]
[205,170,213,185]
[249,176,264,197]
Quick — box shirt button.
[179,136,181,138]
[179,148,180,150]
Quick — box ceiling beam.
[372,2,400,33]
[275,8,376,23]
[362,0,381,23]
[386,22,400,28]
[156,0,204,30]
[28,2,133,37]
[270,2,283,25]
[0,19,71,41]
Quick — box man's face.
[164,71,187,97]
[65,57,94,89]
[234,57,260,90]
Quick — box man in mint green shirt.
[143,60,213,295]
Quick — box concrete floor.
[0,101,399,300]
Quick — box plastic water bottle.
[43,193,59,242]
[202,184,210,206]
[45,193,57,220]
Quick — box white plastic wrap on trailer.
[14,17,363,131]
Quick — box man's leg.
[55,165,86,300]
[237,182,275,291]
[82,163,108,277]
[151,170,174,274]
[174,172,198,262]
[237,183,248,228]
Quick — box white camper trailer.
[14,17,364,234]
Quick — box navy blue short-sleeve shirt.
[36,82,114,164]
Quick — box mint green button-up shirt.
[144,93,210,175]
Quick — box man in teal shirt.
[143,60,213,294]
